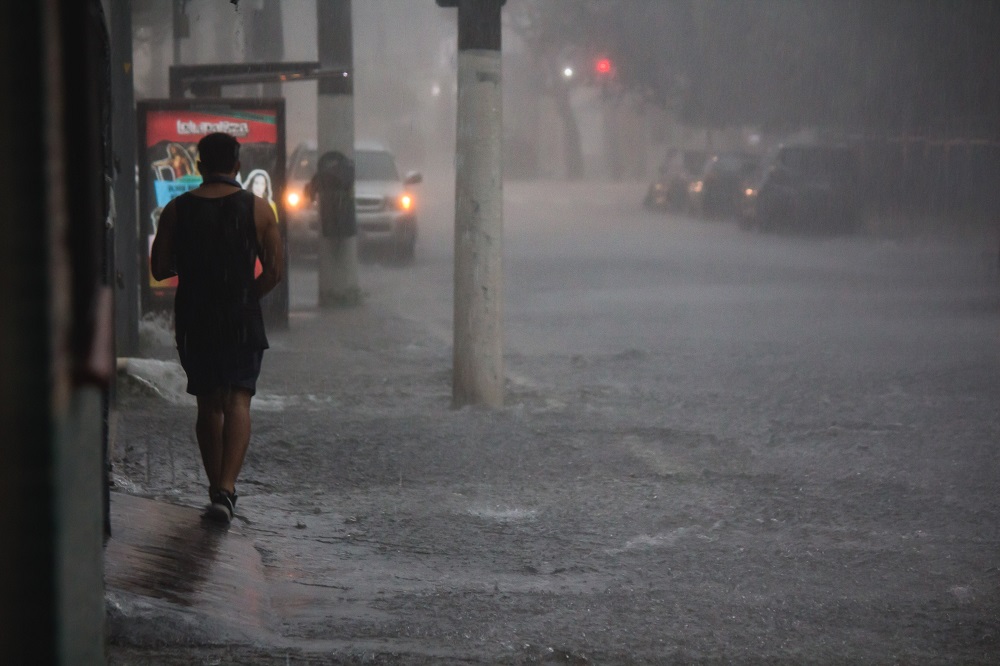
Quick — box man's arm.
[150,202,177,281]
[254,196,283,299]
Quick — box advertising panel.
[137,99,288,327]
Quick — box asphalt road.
[113,179,1000,664]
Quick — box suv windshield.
[290,150,316,180]
[706,153,757,175]
[355,150,398,181]
[289,148,400,182]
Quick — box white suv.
[354,141,422,260]
[284,140,422,261]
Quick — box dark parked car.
[687,152,759,218]
[643,149,707,212]
[741,144,862,233]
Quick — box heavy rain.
[4,0,998,664]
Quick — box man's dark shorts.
[179,347,264,397]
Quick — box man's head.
[197,132,240,176]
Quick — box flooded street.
[109,181,1000,663]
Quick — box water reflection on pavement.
[104,493,270,634]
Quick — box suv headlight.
[390,193,414,211]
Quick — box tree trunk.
[552,83,584,180]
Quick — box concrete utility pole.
[316,0,360,306]
[437,0,506,408]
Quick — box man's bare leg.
[218,387,253,495]
[195,391,226,491]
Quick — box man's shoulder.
[240,189,265,212]
[166,190,196,210]
[252,193,276,217]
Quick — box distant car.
[738,157,771,230]
[741,144,862,233]
[284,140,423,261]
[687,152,759,219]
[643,149,707,212]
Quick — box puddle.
[466,506,539,522]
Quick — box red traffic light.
[595,57,612,75]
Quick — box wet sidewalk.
[102,298,431,656]
[104,492,274,647]
[104,290,425,649]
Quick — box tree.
[516,0,1000,140]
[505,0,589,178]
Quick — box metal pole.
[0,0,57,660]
[439,0,506,407]
[111,0,139,357]
[0,0,108,660]
[316,0,360,307]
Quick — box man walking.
[151,132,283,523]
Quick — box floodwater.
[110,181,1000,663]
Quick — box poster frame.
[136,98,289,328]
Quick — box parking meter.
[307,150,356,238]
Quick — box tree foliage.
[510,0,1000,139]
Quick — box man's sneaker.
[205,489,237,524]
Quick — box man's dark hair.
[197,132,240,175]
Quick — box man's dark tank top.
[172,189,268,355]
